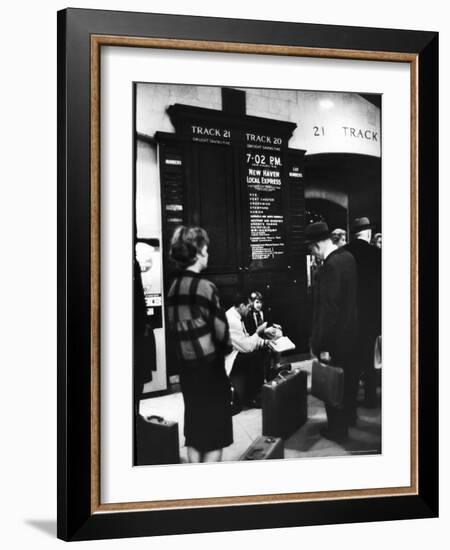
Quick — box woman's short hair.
[330,228,346,244]
[169,226,210,269]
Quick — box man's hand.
[263,325,283,341]
[256,321,268,336]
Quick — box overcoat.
[310,247,358,365]
[345,238,382,340]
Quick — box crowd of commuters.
[306,217,381,442]
[163,219,381,461]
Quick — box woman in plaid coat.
[167,226,233,463]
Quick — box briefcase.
[262,367,308,439]
[311,359,345,409]
[135,414,180,466]
[240,435,284,460]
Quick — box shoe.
[347,411,358,426]
[320,427,348,444]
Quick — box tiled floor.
[139,360,381,463]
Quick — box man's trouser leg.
[360,334,378,406]
[230,350,266,405]
[324,404,348,440]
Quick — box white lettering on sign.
[165,204,183,211]
[262,170,279,177]
[165,159,182,165]
[289,172,303,178]
[191,125,231,138]
[246,133,272,144]
[246,154,282,167]
[246,133,283,146]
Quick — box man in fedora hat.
[306,221,358,442]
[346,217,382,408]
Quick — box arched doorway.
[305,198,348,233]
[305,152,382,233]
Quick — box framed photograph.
[57,8,438,541]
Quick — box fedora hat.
[304,221,330,244]
[351,217,373,232]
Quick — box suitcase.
[311,359,345,409]
[135,414,180,466]
[262,367,308,439]
[240,435,284,461]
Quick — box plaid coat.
[167,271,232,365]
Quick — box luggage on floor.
[265,361,292,382]
[135,414,180,465]
[240,435,284,460]
[311,358,345,409]
[262,367,308,439]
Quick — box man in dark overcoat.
[345,217,382,407]
[306,222,359,441]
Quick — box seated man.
[225,295,270,408]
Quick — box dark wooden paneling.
[195,143,237,271]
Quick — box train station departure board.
[244,133,286,268]
[156,96,309,363]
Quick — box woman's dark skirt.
[180,356,233,453]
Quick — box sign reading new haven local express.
[245,132,286,266]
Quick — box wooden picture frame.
[57,8,438,541]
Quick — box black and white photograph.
[0,0,444,545]
[133,82,382,465]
